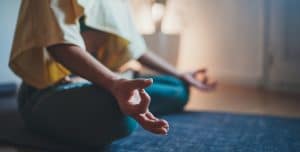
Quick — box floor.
[0,83,300,151]
[186,84,300,118]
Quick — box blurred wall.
[171,0,265,86]
[130,0,265,87]
[0,0,20,84]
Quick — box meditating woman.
[9,0,216,148]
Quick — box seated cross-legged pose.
[9,0,216,148]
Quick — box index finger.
[135,89,151,114]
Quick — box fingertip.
[161,119,169,126]
[150,127,168,135]
[162,128,168,135]
[156,119,169,128]
[139,89,146,93]
[145,78,153,84]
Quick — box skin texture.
[138,51,217,91]
[47,30,216,135]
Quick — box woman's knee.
[83,116,138,147]
[20,83,139,148]
[79,116,138,147]
[147,76,190,114]
[165,75,190,107]
[26,112,138,148]
[175,83,190,108]
[111,116,138,139]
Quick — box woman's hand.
[180,68,217,91]
[111,78,169,135]
[137,52,217,92]
[133,111,169,135]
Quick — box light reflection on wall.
[161,0,184,34]
[130,0,155,34]
[130,0,183,34]
[152,3,165,25]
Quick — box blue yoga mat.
[108,112,300,152]
[0,96,300,152]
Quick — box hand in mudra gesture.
[111,78,169,135]
[180,68,217,91]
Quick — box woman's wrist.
[94,73,123,94]
[107,77,124,94]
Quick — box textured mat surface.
[108,112,300,152]
[0,96,300,152]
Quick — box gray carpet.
[0,96,300,152]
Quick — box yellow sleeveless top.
[9,0,147,89]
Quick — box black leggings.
[17,75,189,148]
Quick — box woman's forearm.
[47,44,119,92]
[138,51,181,77]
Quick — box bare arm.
[138,51,217,91]
[137,51,181,77]
[47,44,118,92]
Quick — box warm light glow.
[152,3,166,24]
[129,0,155,34]
[130,0,183,34]
[160,0,183,34]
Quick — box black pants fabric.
[17,75,189,148]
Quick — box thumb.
[127,78,153,90]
